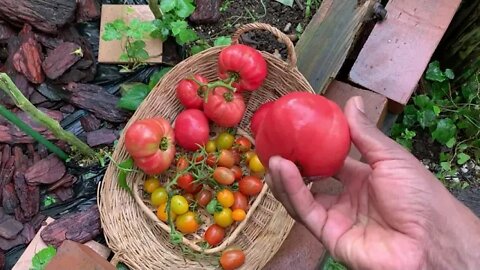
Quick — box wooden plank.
[295,0,375,94]
[264,80,388,270]
[349,0,462,105]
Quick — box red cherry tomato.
[231,191,248,211]
[204,87,245,128]
[218,44,267,92]
[256,92,351,177]
[204,224,225,247]
[218,150,235,168]
[234,136,252,153]
[196,189,213,207]
[238,176,263,196]
[174,109,210,151]
[213,167,235,185]
[250,101,275,138]
[176,74,208,109]
[177,173,202,194]
[176,156,189,172]
[231,166,243,181]
[220,249,246,270]
[231,149,241,165]
[125,118,175,175]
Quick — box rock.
[76,0,101,23]
[189,0,221,24]
[86,128,118,147]
[284,22,292,32]
[45,240,115,270]
[64,83,130,123]
[0,0,76,34]
[40,205,101,247]
[14,172,40,222]
[24,154,66,185]
[42,42,82,80]
[0,213,23,239]
[2,184,19,214]
[0,21,15,43]
[80,114,101,132]
[12,24,44,84]
[0,232,25,250]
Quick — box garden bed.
[0,0,319,268]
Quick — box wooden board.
[263,80,388,270]
[349,0,462,105]
[13,218,111,270]
[98,5,163,64]
[295,0,375,94]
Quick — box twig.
[0,73,98,160]
[295,0,305,10]
[0,104,69,161]
[148,0,163,19]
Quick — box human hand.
[266,97,480,270]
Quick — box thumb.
[344,96,411,164]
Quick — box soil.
[194,0,319,59]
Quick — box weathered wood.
[40,205,101,247]
[0,0,76,34]
[189,0,221,24]
[349,0,462,105]
[264,80,388,270]
[295,0,375,94]
[13,25,44,84]
[42,42,82,80]
[76,0,101,23]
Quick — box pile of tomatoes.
[123,44,269,270]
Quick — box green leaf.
[458,143,469,151]
[433,105,441,116]
[446,137,456,148]
[120,82,146,95]
[461,80,478,102]
[213,36,232,46]
[117,262,130,270]
[102,20,128,41]
[457,153,470,165]
[151,19,170,40]
[117,83,150,111]
[161,0,177,13]
[417,109,437,128]
[117,158,134,194]
[439,152,451,162]
[31,246,56,270]
[413,95,433,109]
[176,0,196,18]
[176,28,198,45]
[432,118,456,145]
[389,123,405,138]
[430,81,450,100]
[42,195,56,207]
[190,44,207,55]
[425,61,447,82]
[148,68,172,89]
[403,129,416,140]
[127,40,149,61]
[402,105,418,127]
[119,53,130,62]
[445,69,455,80]
[295,23,304,35]
[170,20,188,36]
[274,0,294,7]
[440,161,451,171]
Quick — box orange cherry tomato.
[217,189,234,208]
[232,209,246,221]
[175,211,200,234]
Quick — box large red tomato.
[176,74,208,109]
[255,92,351,178]
[125,118,176,175]
[218,44,267,92]
[204,87,245,127]
[250,101,275,138]
[174,109,210,151]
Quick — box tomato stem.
[160,137,170,151]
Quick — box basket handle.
[232,22,297,68]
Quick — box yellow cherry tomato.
[249,154,265,173]
[216,132,235,150]
[217,189,234,208]
[144,177,161,194]
[171,195,189,215]
[232,209,246,221]
[150,187,168,207]
[206,140,217,153]
[244,151,256,164]
[156,202,177,222]
[214,208,233,228]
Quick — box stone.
[189,0,221,24]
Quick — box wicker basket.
[98,23,315,270]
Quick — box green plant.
[31,246,56,270]
[102,0,199,70]
[190,36,232,56]
[220,0,233,12]
[322,256,347,270]
[391,61,480,185]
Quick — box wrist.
[427,187,480,270]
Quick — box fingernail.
[269,156,279,170]
[353,96,365,114]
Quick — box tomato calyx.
[160,137,170,151]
